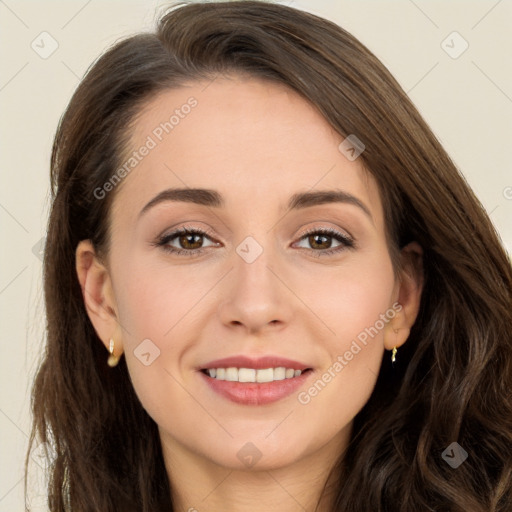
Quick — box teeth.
[205,367,305,382]
[225,367,238,381]
[273,367,286,380]
[238,368,256,382]
[256,368,274,383]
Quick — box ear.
[75,240,124,359]
[384,241,424,350]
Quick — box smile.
[201,367,308,382]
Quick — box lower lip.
[199,370,313,405]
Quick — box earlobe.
[75,240,124,357]
[384,241,424,350]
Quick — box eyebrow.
[138,187,373,223]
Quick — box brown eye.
[156,227,219,256]
[294,228,355,257]
[177,232,204,250]
[307,233,333,250]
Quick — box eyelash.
[153,225,355,258]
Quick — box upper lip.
[200,355,312,371]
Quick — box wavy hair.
[25,1,512,511]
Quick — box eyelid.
[292,226,355,255]
[158,223,217,240]
[296,224,352,240]
[156,225,219,250]
[154,223,356,257]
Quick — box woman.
[25,1,512,511]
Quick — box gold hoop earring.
[391,346,397,364]
[107,338,120,367]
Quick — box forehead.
[113,75,382,225]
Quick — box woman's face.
[79,75,422,472]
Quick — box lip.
[199,369,313,405]
[200,355,312,371]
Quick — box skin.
[76,75,423,512]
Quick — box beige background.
[1,0,511,509]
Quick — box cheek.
[333,269,394,344]
[112,261,200,418]
[299,254,395,416]
[294,251,395,348]
[295,251,395,402]
[113,256,210,342]
[111,255,224,401]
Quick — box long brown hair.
[26,1,512,510]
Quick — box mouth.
[198,355,314,405]
[200,366,313,383]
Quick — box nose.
[217,239,294,335]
